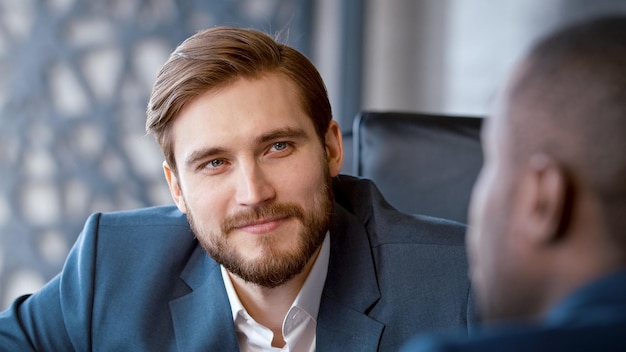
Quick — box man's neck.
[227,245,323,345]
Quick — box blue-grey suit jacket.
[400,270,626,352]
[0,176,476,351]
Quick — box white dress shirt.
[221,233,330,352]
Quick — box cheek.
[467,165,521,305]
[467,169,493,258]
[279,150,328,198]
[181,179,229,227]
[467,166,507,285]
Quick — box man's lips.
[221,203,304,235]
[234,216,290,235]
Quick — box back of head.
[145,26,332,174]
[506,16,626,245]
[469,16,626,323]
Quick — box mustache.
[221,203,305,234]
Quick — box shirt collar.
[221,232,330,322]
[292,232,330,320]
[222,264,245,321]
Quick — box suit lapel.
[317,299,384,352]
[317,204,384,351]
[169,245,239,352]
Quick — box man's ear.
[521,153,567,245]
[163,161,188,214]
[324,120,344,177]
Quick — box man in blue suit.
[0,27,475,351]
[401,16,626,352]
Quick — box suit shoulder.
[368,208,467,248]
[95,205,188,228]
[78,205,192,247]
[78,205,197,276]
[333,175,467,246]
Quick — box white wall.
[363,0,449,114]
[311,0,343,121]
[362,0,626,116]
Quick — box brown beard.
[186,175,334,288]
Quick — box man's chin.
[228,259,305,288]
[229,241,320,288]
[229,230,300,254]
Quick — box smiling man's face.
[163,73,342,288]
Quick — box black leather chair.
[352,111,483,224]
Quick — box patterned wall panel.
[0,0,311,309]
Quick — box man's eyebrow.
[256,127,309,144]
[184,147,228,169]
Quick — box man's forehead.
[173,76,309,129]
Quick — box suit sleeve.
[0,212,103,351]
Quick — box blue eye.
[272,142,288,151]
[208,159,224,168]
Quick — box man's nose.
[234,160,276,206]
